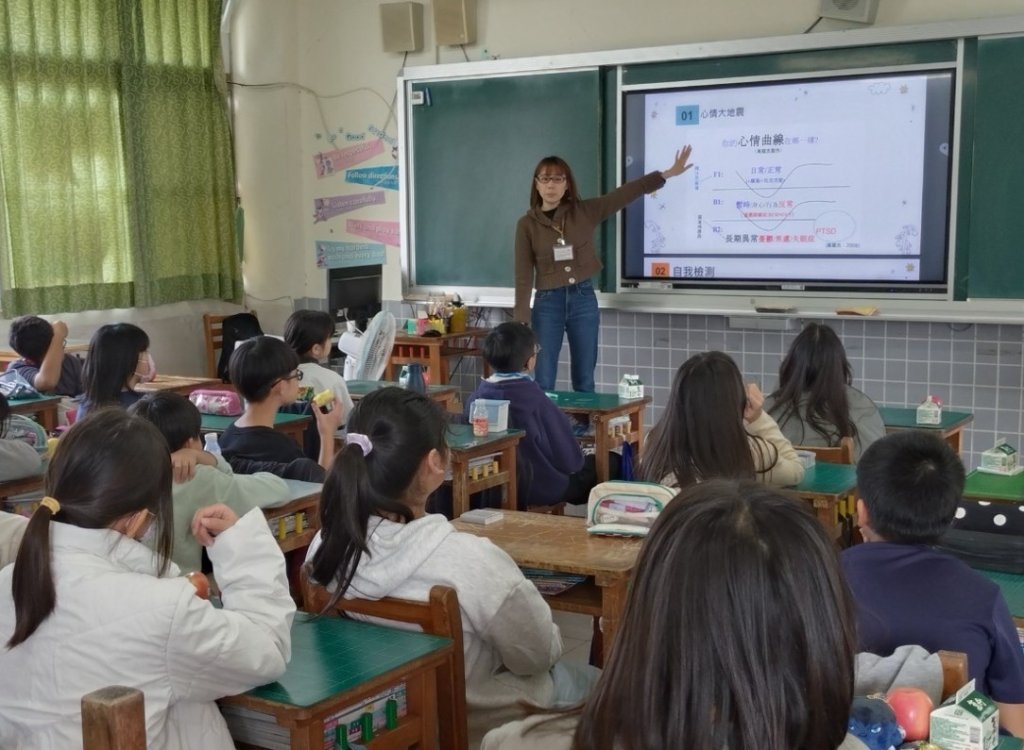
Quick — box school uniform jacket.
[306,514,562,745]
[0,508,295,750]
[466,376,584,507]
[513,171,666,322]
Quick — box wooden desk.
[880,406,974,454]
[137,374,222,396]
[8,394,61,432]
[976,568,1024,628]
[385,328,489,385]
[452,511,641,666]
[348,379,459,412]
[547,391,651,483]
[0,341,88,368]
[200,412,311,449]
[0,474,45,503]
[787,462,858,541]
[221,612,452,750]
[447,423,524,517]
[964,469,1024,504]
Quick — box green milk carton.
[929,679,999,750]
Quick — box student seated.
[0,409,295,749]
[129,391,291,575]
[219,335,343,482]
[843,431,1024,736]
[766,322,884,461]
[283,309,354,460]
[77,322,154,419]
[0,511,27,568]
[482,480,939,750]
[305,387,597,744]
[639,351,804,488]
[6,315,84,397]
[0,392,44,482]
[465,322,598,508]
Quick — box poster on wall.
[346,219,399,247]
[313,139,385,178]
[313,192,386,223]
[315,240,387,269]
[345,165,399,191]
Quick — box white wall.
[229,0,1024,306]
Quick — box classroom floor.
[553,610,593,665]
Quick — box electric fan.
[338,311,397,381]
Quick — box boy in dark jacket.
[466,322,597,508]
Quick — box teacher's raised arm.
[512,148,694,392]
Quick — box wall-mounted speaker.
[433,0,476,46]
[819,0,879,24]
[380,2,424,53]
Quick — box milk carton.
[916,395,943,425]
[618,374,644,400]
[929,679,999,750]
[979,438,1019,475]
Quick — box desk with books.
[447,423,524,517]
[786,462,859,542]
[452,510,641,666]
[221,612,452,750]
[385,328,490,385]
[8,394,61,433]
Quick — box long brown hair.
[769,322,857,445]
[529,156,580,209]
[572,480,857,749]
[639,351,777,487]
[7,408,174,648]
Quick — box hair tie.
[39,496,60,516]
[345,433,373,456]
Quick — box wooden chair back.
[202,313,228,380]
[939,649,969,701]
[81,686,146,750]
[301,574,469,750]
[794,436,855,465]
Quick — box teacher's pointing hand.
[661,145,694,179]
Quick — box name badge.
[553,243,574,261]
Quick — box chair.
[794,436,855,465]
[202,313,229,380]
[938,650,968,700]
[81,686,146,750]
[301,574,469,750]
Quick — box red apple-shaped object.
[186,571,210,600]
[885,687,934,742]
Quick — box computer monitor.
[328,265,382,331]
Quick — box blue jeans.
[531,279,599,392]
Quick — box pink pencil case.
[189,389,243,417]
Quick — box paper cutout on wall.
[313,139,385,178]
[346,219,400,247]
[345,165,399,191]
[315,241,387,269]
[313,192,386,223]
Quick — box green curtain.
[0,0,243,316]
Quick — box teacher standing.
[513,147,694,392]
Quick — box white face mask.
[135,352,157,384]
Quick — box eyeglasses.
[274,369,303,387]
[535,175,566,185]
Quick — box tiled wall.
[379,301,1022,469]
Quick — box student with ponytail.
[0,409,295,750]
[305,387,597,745]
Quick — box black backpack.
[217,312,264,382]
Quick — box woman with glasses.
[513,148,693,392]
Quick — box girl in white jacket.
[0,409,295,750]
[305,387,596,746]
[639,350,804,489]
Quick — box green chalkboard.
[966,35,1024,299]
[410,72,601,288]
[407,71,598,286]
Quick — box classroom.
[4,0,1024,748]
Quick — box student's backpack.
[586,480,677,537]
[217,312,264,382]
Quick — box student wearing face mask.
[77,323,156,419]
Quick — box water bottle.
[471,400,489,437]
[203,433,222,456]
[405,363,427,394]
